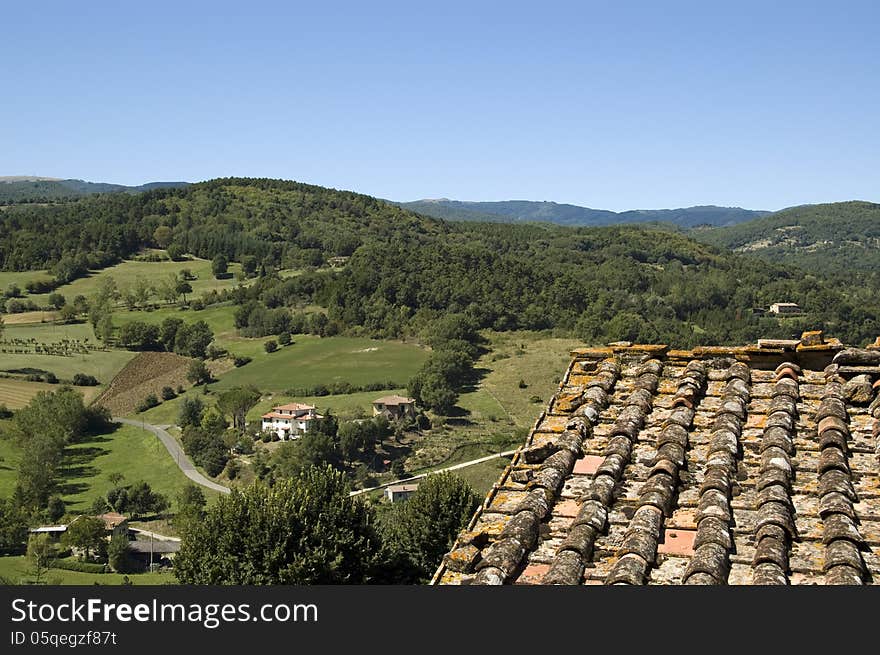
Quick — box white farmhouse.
[260,402,322,440]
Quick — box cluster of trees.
[97,480,169,518]
[174,467,477,584]
[407,314,484,413]
[6,387,112,511]
[118,317,214,357]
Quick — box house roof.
[373,395,416,406]
[128,539,181,554]
[387,484,420,493]
[434,331,880,586]
[272,402,316,412]
[98,512,128,529]
[261,412,321,420]
[29,525,68,533]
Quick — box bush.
[45,372,58,384]
[161,386,177,401]
[278,331,291,346]
[0,404,12,419]
[264,340,278,353]
[518,379,528,389]
[137,394,160,413]
[529,395,543,403]
[72,373,99,386]
[233,355,252,367]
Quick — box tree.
[200,407,227,435]
[278,331,291,346]
[178,396,205,428]
[132,276,154,307]
[166,243,185,261]
[126,481,169,518]
[272,433,339,478]
[175,320,214,358]
[26,533,56,583]
[153,225,173,248]
[176,280,192,305]
[212,254,228,279]
[176,482,207,528]
[0,497,29,554]
[159,317,183,351]
[107,532,132,573]
[62,516,107,560]
[48,293,66,309]
[118,321,161,350]
[46,496,65,522]
[186,359,212,386]
[241,255,257,277]
[264,340,278,353]
[158,273,180,304]
[216,387,261,431]
[382,472,478,582]
[174,468,379,584]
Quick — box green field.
[210,335,427,393]
[0,379,102,411]
[59,423,216,513]
[0,555,175,585]
[26,256,244,306]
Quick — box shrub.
[51,558,108,574]
[529,395,543,403]
[233,355,252,367]
[72,373,99,386]
[45,372,58,384]
[278,331,291,346]
[264,340,278,353]
[0,404,12,419]
[161,386,177,401]
[518,379,528,389]
[137,394,160,413]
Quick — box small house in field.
[261,402,322,440]
[372,395,416,420]
[385,483,419,503]
[98,512,129,538]
[769,302,803,315]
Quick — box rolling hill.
[693,201,880,278]
[395,198,769,228]
[1,177,876,346]
[0,176,189,204]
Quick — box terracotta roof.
[98,512,127,530]
[373,395,416,405]
[272,403,316,412]
[261,412,319,420]
[435,332,880,586]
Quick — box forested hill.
[693,201,880,280]
[0,177,189,204]
[396,199,769,228]
[0,177,877,346]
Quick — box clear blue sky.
[2,1,878,211]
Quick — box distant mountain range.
[0,177,189,203]
[394,199,770,228]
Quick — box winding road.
[114,418,231,494]
[117,417,515,499]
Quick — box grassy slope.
[26,256,243,306]
[210,336,427,392]
[58,423,216,513]
[0,556,175,585]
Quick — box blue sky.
[2,1,877,211]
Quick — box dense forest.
[694,201,880,281]
[1,178,878,347]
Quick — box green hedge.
[51,558,109,574]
